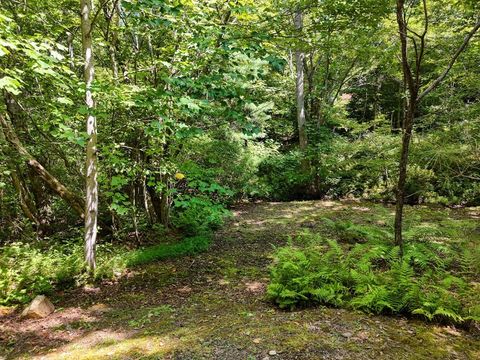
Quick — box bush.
[267,232,479,324]
[258,150,314,200]
[177,130,275,199]
[172,195,231,236]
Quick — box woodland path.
[1,200,479,359]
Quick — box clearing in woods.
[1,200,479,359]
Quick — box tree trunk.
[294,9,309,176]
[0,114,85,218]
[67,31,75,71]
[102,2,119,80]
[394,0,479,255]
[393,103,414,255]
[146,176,170,228]
[80,0,98,272]
[294,10,307,152]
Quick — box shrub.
[172,195,231,236]
[267,232,480,324]
[258,150,314,200]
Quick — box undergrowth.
[267,222,480,325]
[0,234,212,305]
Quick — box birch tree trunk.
[80,0,98,272]
[294,10,307,152]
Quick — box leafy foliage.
[0,234,212,305]
[267,230,480,324]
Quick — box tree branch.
[418,18,480,101]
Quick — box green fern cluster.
[267,233,479,324]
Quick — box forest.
[0,0,479,359]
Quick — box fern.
[412,308,434,321]
[433,307,464,323]
[267,230,478,324]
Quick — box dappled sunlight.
[2,307,96,335]
[351,206,371,212]
[3,201,480,359]
[466,208,480,219]
[2,0,480,357]
[32,332,177,360]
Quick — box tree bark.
[394,0,417,255]
[393,0,479,254]
[294,10,307,152]
[393,103,414,255]
[80,0,98,272]
[0,114,85,218]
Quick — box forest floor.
[1,200,480,360]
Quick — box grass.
[125,234,212,267]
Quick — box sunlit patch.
[33,333,178,360]
[244,281,266,294]
[351,206,370,212]
[177,285,193,294]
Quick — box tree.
[294,9,307,153]
[80,0,98,271]
[394,0,480,254]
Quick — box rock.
[21,295,54,319]
[268,350,277,356]
[341,332,353,338]
[0,306,15,317]
[83,285,101,293]
[253,338,262,344]
[87,303,110,314]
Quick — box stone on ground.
[21,295,55,319]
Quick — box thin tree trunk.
[0,124,39,225]
[394,104,414,255]
[394,0,416,255]
[288,50,295,79]
[80,0,98,272]
[394,0,478,253]
[160,186,169,228]
[11,168,39,225]
[0,114,85,217]
[102,1,119,80]
[67,31,75,71]
[294,10,307,153]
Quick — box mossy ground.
[1,201,479,359]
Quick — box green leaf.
[0,76,21,95]
[56,97,74,105]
